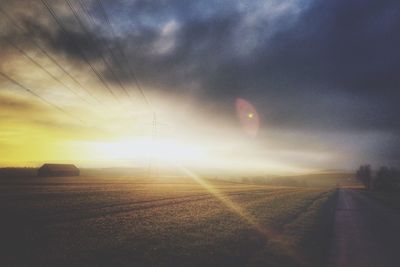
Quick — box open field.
[0,176,337,267]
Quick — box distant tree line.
[356,165,400,192]
[241,176,309,187]
[0,167,37,177]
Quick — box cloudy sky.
[0,0,399,173]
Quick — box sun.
[248,113,254,119]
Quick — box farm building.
[38,164,80,177]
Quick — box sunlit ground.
[0,174,338,267]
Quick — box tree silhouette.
[372,167,400,192]
[356,165,372,190]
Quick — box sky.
[0,0,399,174]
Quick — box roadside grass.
[246,189,338,267]
[363,191,400,209]
[0,177,338,267]
[280,189,338,267]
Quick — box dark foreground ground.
[328,189,400,267]
[0,176,337,267]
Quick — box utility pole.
[147,112,158,179]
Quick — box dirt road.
[328,189,400,267]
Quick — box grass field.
[0,175,337,267]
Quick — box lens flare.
[235,98,260,137]
[177,164,306,265]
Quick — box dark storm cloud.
[4,5,106,62]
[1,0,400,164]
[250,0,400,130]
[104,0,400,134]
[117,0,400,164]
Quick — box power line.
[78,1,175,178]
[0,6,102,105]
[65,0,152,121]
[64,0,131,103]
[93,0,166,178]
[76,0,137,104]
[0,71,85,124]
[40,0,120,103]
[4,36,92,106]
[94,0,152,110]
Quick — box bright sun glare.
[90,138,207,164]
